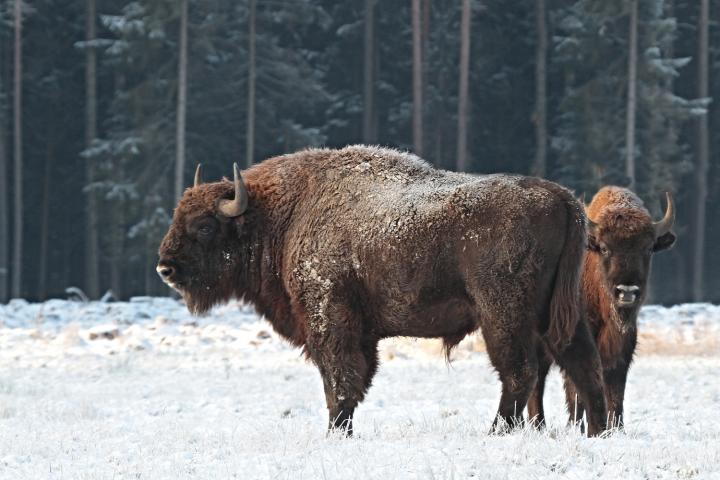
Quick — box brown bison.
[528,186,676,429]
[157,145,608,436]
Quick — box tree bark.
[12,0,22,299]
[693,0,709,301]
[174,0,188,201]
[38,135,54,300]
[0,43,8,303]
[85,0,100,299]
[625,0,638,190]
[456,0,471,172]
[363,0,376,143]
[412,0,423,156]
[434,66,447,170]
[422,0,430,148]
[109,191,124,300]
[246,0,256,167]
[534,0,547,178]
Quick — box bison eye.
[600,246,610,257]
[195,220,218,241]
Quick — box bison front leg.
[314,361,360,435]
[604,365,629,429]
[305,306,379,437]
[554,320,607,436]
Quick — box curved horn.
[194,164,203,188]
[217,163,249,217]
[653,192,675,237]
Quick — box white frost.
[0,299,718,479]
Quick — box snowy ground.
[0,299,718,479]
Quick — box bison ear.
[587,232,601,252]
[653,231,676,253]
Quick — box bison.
[157,145,608,436]
[528,186,676,429]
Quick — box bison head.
[157,164,251,315]
[586,191,675,312]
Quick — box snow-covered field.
[0,299,718,479]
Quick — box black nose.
[156,264,175,279]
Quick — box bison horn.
[653,192,675,238]
[218,163,249,217]
[194,164,203,187]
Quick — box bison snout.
[156,263,177,283]
[615,285,640,306]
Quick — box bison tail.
[547,194,586,353]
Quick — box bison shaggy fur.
[528,186,676,429]
[157,145,608,436]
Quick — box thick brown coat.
[528,186,676,428]
[158,145,608,435]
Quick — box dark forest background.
[0,0,717,304]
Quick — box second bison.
[157,145,608,436]
[528,186,676,429]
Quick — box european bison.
[528,186,676,429]
[157,145,608,436]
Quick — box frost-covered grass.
[0,299,719,479]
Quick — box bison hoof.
[489,416,524,435]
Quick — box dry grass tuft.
[380,328,719,362]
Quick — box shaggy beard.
[184,292,212,316]
[182,281,235,316]
[603,284,641,334]
[610,303,638,334]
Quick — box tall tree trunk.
[363,0,376,143]
[110,138,125,299]
[174,0,188,201]
[422,0,430,152]
[246,0,256,167]
[422,0,430,62]
[456,0,471,172]
[0,48,8,303]
[109,193,124,300]
[11,0,22,299]
[412,0,423,156]
[38,136,54,300]
[693,0,709,301]
[625,0,638,190]
[534,0,547,177]
[434,68,447,169]
[85,0,100,299]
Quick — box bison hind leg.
[527,346,552,429]
[482,328,539,434]
[553,319,607,437]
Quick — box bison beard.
[528,186,675,430]
[157,145,609,436]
